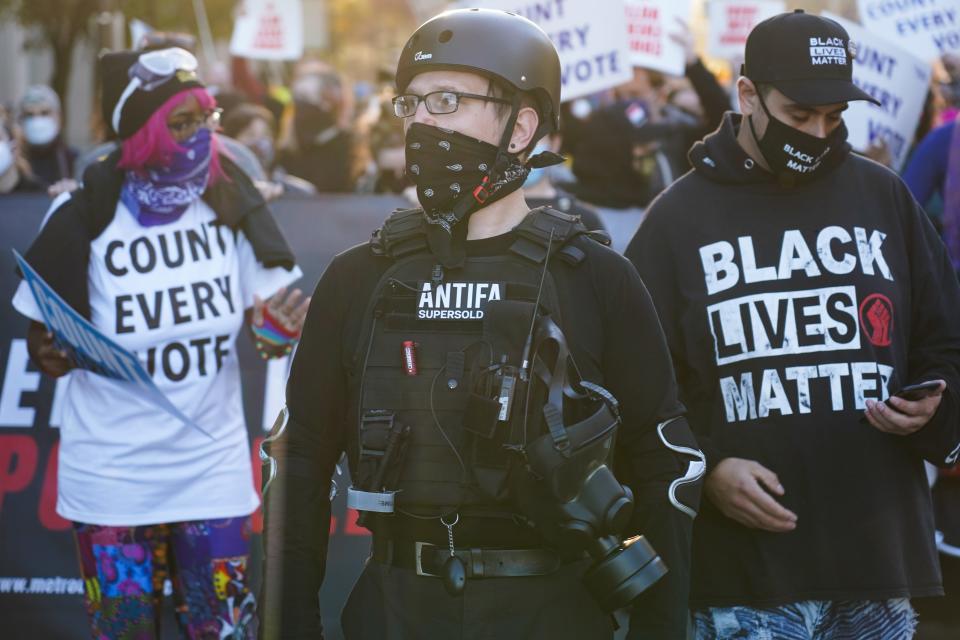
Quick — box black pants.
[340,557,614,640]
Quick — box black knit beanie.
[99,48,205,139]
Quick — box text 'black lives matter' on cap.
[742,9,880,106]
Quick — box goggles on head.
[112,47,199,133]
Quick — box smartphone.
[895,381,943,401]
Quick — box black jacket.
[21,151,296,320]
[626,113,960,607]
[264,217,699,638]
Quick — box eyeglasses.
[167,108,221,136]
[392,91,510,118]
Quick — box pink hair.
[118,88,226,184]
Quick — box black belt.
[372,536,563,579]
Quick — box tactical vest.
[348,206,609,521]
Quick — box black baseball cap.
[742,9,880,106]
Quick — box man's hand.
[705,458,797,532]
[27,321,73,377]
[864,380,946,435]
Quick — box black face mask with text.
[748,91,848,186]
[405,122,530,267]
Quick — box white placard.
[857,0,960,61]
[707,0,785,60]
[466,1,633,102]
[825,13,932,171]
[229,0,304,61]
[624,0,693,76]
[129,19,154,50]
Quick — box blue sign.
[13,249,209,438]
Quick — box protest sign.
[229,0,304,61]
[707,0,785,59]
[825,13,932,171]
[857,0,960,61]
[13,251,206,436]
[624,0,692,76]
[465,1,633,101]
[129,19,154,50]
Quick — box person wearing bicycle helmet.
[262,9,702,639]
[12,47,309,639]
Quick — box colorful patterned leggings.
[74,517,257,639]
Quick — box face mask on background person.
[523,140,552,188]
[22,115,59,146]
[248,137,275,170]
[748,90,848,184]
[294,100,338,147]
[0,140,14,175]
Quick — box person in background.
[365,89,409,194]
[566,21,729,250]
[18,85,77,195]
[222,102,316,199]
[569,21,728,210]
[0,107,43,194]
[223,103,278,173]
[903,70,960,640]
[523,132,606,233]
[277,64,359,193]
[903,117,957,236]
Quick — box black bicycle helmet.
[396,8,561,140]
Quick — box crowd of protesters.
[8,12,960,640]
[9,29,960,248]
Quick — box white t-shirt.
[12,198,302,525]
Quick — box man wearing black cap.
[627,9,960,638]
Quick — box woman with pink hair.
[11,48,308,639]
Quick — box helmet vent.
[439,30,453,43]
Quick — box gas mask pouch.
[510,315,668,612]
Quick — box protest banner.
[857,0,960,61]
[707,0,785,60]
[824,13,932,171]
[464,0,633,101]
[13,251,205,436]
[624,0,693,76]
[229,0,304,61]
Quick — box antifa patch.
[417,281,504,320]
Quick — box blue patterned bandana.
[120,127,212,227]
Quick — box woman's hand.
[250,287,312,357]
[27,321,73,377]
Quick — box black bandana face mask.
[748,91,848,185]
[404,122,529,234]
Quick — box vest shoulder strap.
[370,207,430,259]
[371,205,610,265]
[510,206,607,266]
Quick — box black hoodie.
[626,113,960,608]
